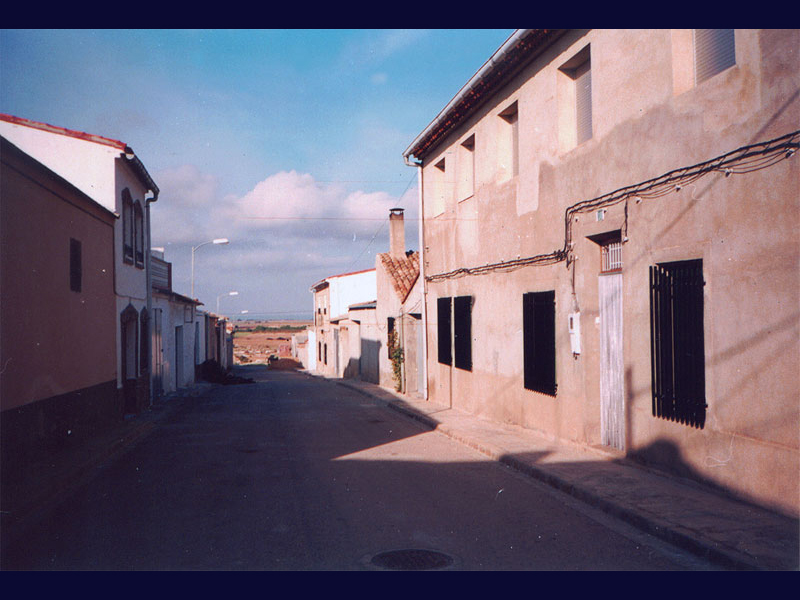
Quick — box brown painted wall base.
[0,380,120,485]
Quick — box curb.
[334,379,766,571]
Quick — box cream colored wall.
[420,29,799,514]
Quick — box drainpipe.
[144,189,157,405]
[404,155,428,400]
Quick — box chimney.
[389,208,405,259]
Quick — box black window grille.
[649,259,706,428]
[437,297,452,365]
[523,291,556,396]
[69,238,82,292]
[454,295,472,371]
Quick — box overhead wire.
[426,130,799,283]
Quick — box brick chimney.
[389,208,405,259]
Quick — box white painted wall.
[328,270,376,320]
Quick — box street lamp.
[191,238,229,298]
[217,290,239,314]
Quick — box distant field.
[233,320,311,365]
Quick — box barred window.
[649,259,706,428]
[523,291,556,396]
[437,297,452,365]
[454,296,473,371]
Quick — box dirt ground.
[233,320,311,368]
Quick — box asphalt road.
[1,367,717,570]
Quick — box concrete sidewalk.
[334,378,799,571]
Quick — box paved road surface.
[1,367,718,570]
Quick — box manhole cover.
[370,549,454,571]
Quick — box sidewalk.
[333,377,799,571]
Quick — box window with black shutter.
[694,29,735,85]
[437,297,452,366]
[523,291,556,395]
[454,295,472,371]
[69,238,82,292]
[649,259,706,428]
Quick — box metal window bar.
[601,241,622,273]
[649,260,706,428]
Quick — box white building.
[0,113,159,414]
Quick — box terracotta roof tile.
[379,251,420,304]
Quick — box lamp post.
[191,238,229,299]
[217,290,239,315]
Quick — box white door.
[599,272,624,449]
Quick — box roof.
[0,113,160,199]
[403,29,564,163]
[349,300,377,311]
[379,251,420,304]
[153,286,203,307]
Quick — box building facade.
[310,268,376,377]
[0,113,160,416]
[375,209,424,394]
[403,30,799,515]
[1,136,118,471]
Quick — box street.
[1,367,716,570]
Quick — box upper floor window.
[134,201,144,268]
[122,189,134,264]
[558,45,592,151]
[694,29,735,85]
[429,157,447,217]
[457,134,475,201]
[498,101,519,180]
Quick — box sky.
[0,29,515,320]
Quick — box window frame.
[649,259,707,428]
[523,290,557,396]
[122,190,134,265]
[453,295,473,371]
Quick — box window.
[454,296,472,371]
[649,259,706,428]
[523,291,556,395]
[499,101,519,179]
[558,46,592,149]
[69,238,82,292]
[437,297,452,365]
[122,190,134,264]
[134,201,144,268]
[457,134,475,201]
[430,157,446,217]
[694,29,735,85]
[437,296,472,371]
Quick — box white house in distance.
[0,113,160,415]
[309,268,376,377]
[150,249,205,397]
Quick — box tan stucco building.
[404,30,799,515]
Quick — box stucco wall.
[0,139,117,411]
[419,29,799,514]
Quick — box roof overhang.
[403,29,565,164]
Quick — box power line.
[426,130,799,283]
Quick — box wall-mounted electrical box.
[568,311,581,356]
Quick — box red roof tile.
[379,251,420,304]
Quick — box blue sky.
[1,29,514,319]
